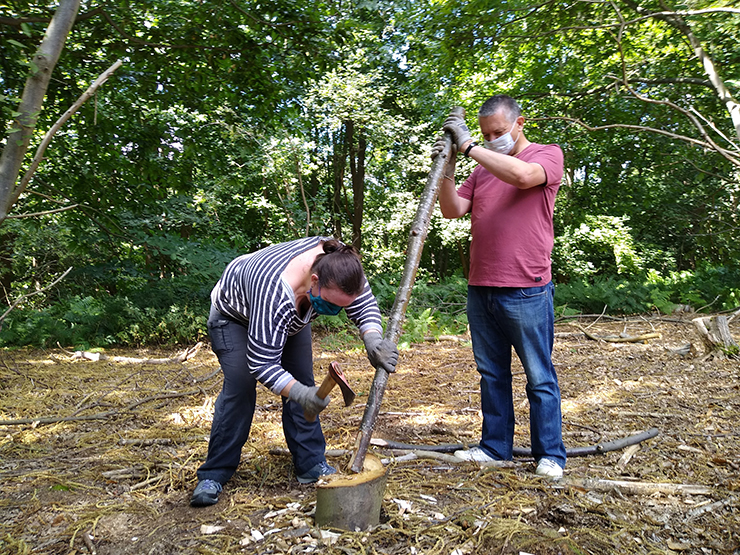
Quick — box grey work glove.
[430,133,458,161]
[288,381,330,418]
[363,333,399,373]
[442,113,473,151]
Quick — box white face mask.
[483,120,517,155]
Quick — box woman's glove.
[363,333,399,373]
[288,382,330,418]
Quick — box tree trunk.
[349,128,365,251]
[0,0,81,224]
[331,128,347,241]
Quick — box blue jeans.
[196,305,327,484]
[467,282,566,468]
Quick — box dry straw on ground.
[1,314,739,554]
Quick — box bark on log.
[315,454,387,531]
[692,315,739,358]
[349,108,464,473]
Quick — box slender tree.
[0,0,80,224]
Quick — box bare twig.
[0,266,72,323]
[6,204,79,218]
[70,342,203,364]
[12,60,123,208]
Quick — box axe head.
[329,361,356,407]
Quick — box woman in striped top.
[190,237,399,507]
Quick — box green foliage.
[554,264,740,316]
[2,0,740,349]
[0,276,211,348]
[553,215,643,281]
[397,275,469,346]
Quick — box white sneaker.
[454,446,497,463]
[535,458,563,479]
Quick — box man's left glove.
[442,112,473,151]
[430,133,457,161]
[363,332,399,373]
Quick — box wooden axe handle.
[305,373,337,422]
[317,373,337,399]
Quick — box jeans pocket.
[520,285,548,299]
[208,319,234,355]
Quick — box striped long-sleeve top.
[210,236,383,394]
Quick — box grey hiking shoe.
[190,479,222,507]
[296,461,336,484]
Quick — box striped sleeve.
[212,237,323,394]
[344,279,384,337]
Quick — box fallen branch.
[423,335,469,343]
[370,428,660,458]
[130,473,167,491]
[687,496,736,520]
[412,450,464,464]
[101,466,145,479]
[563,477,712,496]
[269,447,350,458]
[118,438,174,446]
[576,324,661,343]
[68,342,204,364]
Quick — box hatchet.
[305,361,356,422]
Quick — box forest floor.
[1,314,739,555]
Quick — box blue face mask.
[308,283,343,315]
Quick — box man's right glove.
[442,112,473,151]
[363,333,399,373]
[288,382,330,418]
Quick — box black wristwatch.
[463,142,477,157]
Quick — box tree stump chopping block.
[314,454,387,531]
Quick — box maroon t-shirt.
[457,143,564,287]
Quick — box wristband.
[463,142,477,157]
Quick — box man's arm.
[464,143,546,190]
[436,146,473,219]
[441,111,546,190]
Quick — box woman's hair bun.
[323,239,359,257]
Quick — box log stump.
[314,454,387,531]
[692,315,739,359]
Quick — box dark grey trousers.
[196,305,326,484]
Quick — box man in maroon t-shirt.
[432,95,566,478]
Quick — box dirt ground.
[1,314,739,554]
